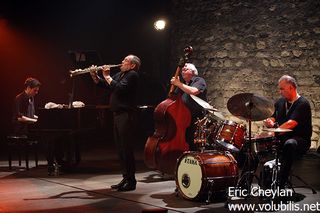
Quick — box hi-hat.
[263,128,293,133]
[227,93,274,121]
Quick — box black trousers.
[113,111,136,181]
[279,136,310,187]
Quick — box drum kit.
[175,93,292,202]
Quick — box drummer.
[264,75,312,189]
[171,63,207,151]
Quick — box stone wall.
[170,0,320,149]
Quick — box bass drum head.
[176,153,203,199]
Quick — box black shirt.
[99,70,139,112]
[12,91,35,134]
[272,96,312,142]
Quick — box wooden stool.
[7,135,39,170]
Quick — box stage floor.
[0,147,319,213]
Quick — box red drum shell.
[215,120,246,151]
[252,136,276,153]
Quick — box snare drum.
[251,132,276,154]
[175,151,238,200]
[215,120,246,152]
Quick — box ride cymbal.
[227,93,274,121]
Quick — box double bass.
[144,46,193,174]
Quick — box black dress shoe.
[111,179,127,189]
[117,181,136,191]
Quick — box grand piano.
[31,104,154,170]
[31,105,113,166]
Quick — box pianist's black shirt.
[12,91,36,134]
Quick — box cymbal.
[208,110,225,120]
[263,128,293,133]
[227,93,274,121]
[190,95,216,111]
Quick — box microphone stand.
[68,77,76,108]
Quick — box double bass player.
[144,47,207,175]
[170,63,207,151]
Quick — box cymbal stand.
[268,133,281,191]
[236,101,259,193]
[225,111,256,207]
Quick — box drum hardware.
[227,93,274,193]
[258,127,291,189]
[271,147,281,191]
[205,180,214,204]
[194,117,211,151]
[259,127,289,191]
[193,113,223,151]
[259,132,284,192]
[235,119,258,192]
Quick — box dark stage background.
[1,0,319,151]
[0,0,172,145]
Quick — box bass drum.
[175,151,238,200]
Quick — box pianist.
[12,77,41,135]
[13,77,65,175]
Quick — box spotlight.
[154,19,166,31]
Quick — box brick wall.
[170,0,320,149]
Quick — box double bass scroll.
[168,46,193,96]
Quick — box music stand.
[67,50,102,107]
